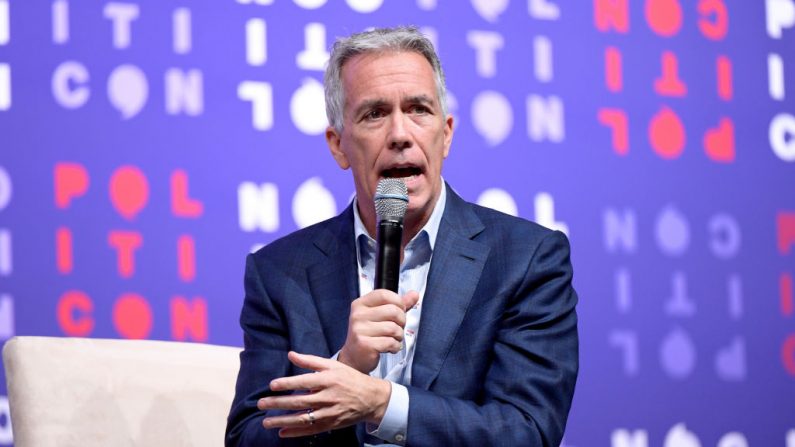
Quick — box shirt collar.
[353,180,447,251]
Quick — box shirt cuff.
[367,382,408,445]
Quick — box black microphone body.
[374,219,403,292]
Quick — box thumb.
[402,290,420,311]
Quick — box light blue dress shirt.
[350,185,446,446]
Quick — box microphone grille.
[374,178,409,221]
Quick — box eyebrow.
[353,95,437,118]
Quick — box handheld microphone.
[373,178,409,292]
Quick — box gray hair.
[324,26,448,132]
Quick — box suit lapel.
[307,204,359,356]
[412,187,489,390]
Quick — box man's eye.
[410,105,429,114]
[365,109,385,120]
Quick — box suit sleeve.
[224,254,357,447]
[405,230,579,447]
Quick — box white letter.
[769,53,785,100]
[471,0,508,22]
[717,432,748,447]
[52,0,69,44]
[787,429,795,447]
[103,2,139,49]
[534,36,553,82]
[529,0,560,20]
[173,8,191,54]
[0,63,9,110]
[291,78,327,135]
[655,206,690,256]
[612,429,648,447]
[0,229,10,276]
[52,61,90,109]
[477,188,518,216]
[0,395,11,444]
[603,208,637,253]
[238,182,279,232]
[664,423,702,447]
[0,166,10,211]
[246,18,267,66]
[238,81,273,131]
[665,272,696,317]
[0,294,13,339]
[107,64,148,119]
[467,31,503,78]
[615,268,631,313]
[296,23,329,71]
[660,330,696,380]
[165,68,203,116]
[417,0,437,10]
[535,192,569,236]
[767,0,795,38]
[471,90,513,146]
[293,177,337,229]
[527,94,565,142]
[609,331,639,376]
[0,0,9,45]
[770,113,795,161]
[293,0,327,8]
[715,338,746,381]
[709,213,740,259]
[727,275,743,319]
[346,0,383,13]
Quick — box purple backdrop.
[1,0,794,445]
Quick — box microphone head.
[374,178,409,222]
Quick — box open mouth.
[381,166,422,179]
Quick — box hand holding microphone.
[338,179,418,374]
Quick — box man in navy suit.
[226,26,578,446]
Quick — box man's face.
[326,51,454,230]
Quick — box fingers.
[402,290,420,310]
[262,407,329,433]
[286,351,332,372]
[359,289,403,308]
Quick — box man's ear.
[442,113,454,158]
[326,126,350,169]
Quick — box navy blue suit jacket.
[226,185,579,446]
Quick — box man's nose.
[388,112,412,150]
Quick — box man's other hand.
[258,351,391,437]
[338,289,419,374]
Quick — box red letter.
[177,234,196,282]
[782,273,794,317]
[646,0,683,37]
[108,230,142,278]
[649,107,685,159]
[698,0,728,41]
[56,227,73,274]
[778,212,795,254]
[605,47,623,92]
[171,169,203,218]
[109,165,149,220]
[703,117,735,163]
[783,334,795,377]
[654,51,687,97]
[595,0,629,33]
[598,108,629,155]
[57,290,94,336]
[113,293,153,339]
[171,296,208,342]
[716,56,733,101]
[54,162,89,209]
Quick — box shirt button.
[395,433,405,442]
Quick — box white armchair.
[2,336,241,447]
